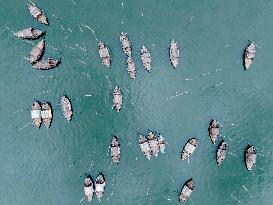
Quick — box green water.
[1,0,273,204]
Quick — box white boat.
[113,86,122,112]
[84,175,94,202]
[179,178,194,203]
[29,40,45,63]
[158,134,166,154]
[28,3,48,25]
[98,41,111,68]
[147,131,159,157]
[127,57,136,79]
[140,46,152,72]
[138,134,151,160]
[111,136,120,164]
[244,42,256,70]
[119,32,132,57]
[181,138,197,160]
[95,173,106,201]
[170,39,179,68]
[245,144,256,172]
[61,96,73,121]
[15,28,44,39]
[31,101,41,129]
[216,140,228,165]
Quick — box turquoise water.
[1,0,273,204]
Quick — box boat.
[27,3,48,25]
[147,131,159,157]
[170,39,179,68]
[179,178,194,203]
[140,46,152,72]
[244,144,257,172]
[119,32,132,57]
[181,138,198,160]
[209,119,219,144]
[111,136,120,164]
[84,175,94,202]
[61,96,73,121]
[244,42,256,70]
[41,102,52,128]
[127,57,136,79]
[216,140,228,165]
[158,134,166,154]
[29,40,45,64]
[113,86,122,112]
[14,28,44,39]
[31,101,42,129]
[138,134,151,160]
[95,173,105,201]
[32,58,59,70]
[98,41,111,68]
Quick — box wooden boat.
[181,138,197,160]
[244,144,257,172]
[119,32,132,57]
[140,46,152,72]
[32,58,59,70]
[147,131,159,157]
[111,136,120,164]
[61,96,73,121]
[113,86,122,112]
[95,173,105,201]
[29,40,45,64]
[138,134,151,160]
[170,39,179,68]
[41,102,52,128]
[179,178,194,203]
[209,119,219,144]
[244,42,256,70]
[14,28,44,39]
[98,41,111,68]
[31,101,41,129]
[84,175,94,202]
[127,57,136,79]
[158,134,166,154]
[28,3,48,25]
[216,140,228,165]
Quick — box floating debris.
[31,101,42,129]
[170,39,179,68]
[98,41,111,68]
[138,134,151,160]
[216,139,228,165]
[209,119,219,144]
[181,138,198,160]
[244,42,256,70]
[179,178,194,203]
[95,173,106,201]
[119,32,132,57]
[61,96,73,121]
[15,28,44,39]
[111,136,120,164]
[29,40,45,63]
[41,102,52,128]
[113,86,122,112]
[140,46,152,72]
[27,2,48,25]
[84,175,94,202]
[32,58,59,70]
[245,144,257,172]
